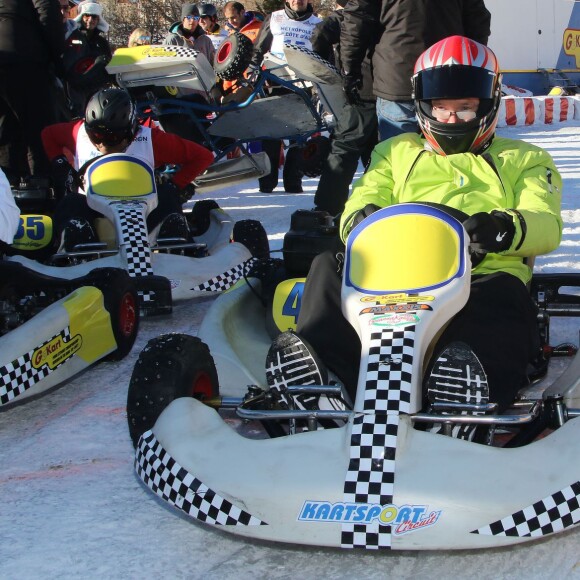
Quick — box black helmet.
[199,3,218,17]
[84,87,138,146]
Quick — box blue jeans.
[376,97,418,141]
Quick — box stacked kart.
[127,204,580,550]
[1,264,138,408]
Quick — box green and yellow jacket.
[340,133,563,285]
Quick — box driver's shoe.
[425,341,490,441]
[265,330,328,410]
[60,218,98,252]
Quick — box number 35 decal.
[12,215,53,250]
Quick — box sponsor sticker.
[32,334,82,370]
[298,501,441,535]
[360,303,432,315]
[370,313,419,327]
[360,293,435,305]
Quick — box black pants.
[0,63,57,181]
[259,139,303,193]
[297,249,539,411]
[314,99,378,216]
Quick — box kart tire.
[187,199,220,236]
[85,268,139,361]
[233,219,270,259]
[127,334,219,447]
[214,33,254,81]
[297,135,331,178]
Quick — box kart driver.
[0,167,20,253]
[265,36,563,439]
[42,87,214,251]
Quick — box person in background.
[63,1,113,118]
[164,3,215,64]
[0,0,64,187]
[340,0,491,141]
[198,3,228,50]
[265,37,563,442]
[251,0,321,194]
[310,0,377,216]
[223,1,264,43]
[61,0,77,40]
[128,27,152,48]
[42,87,214,251]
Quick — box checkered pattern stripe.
[116,204,155,303]
[283,43,340,76]
[136,430,267,526]
[341,327,416,549]
[1,327,71,406]
[191,257,258,293]
[473,481,580,537]
[166,46,200,59]
[363,329,415,413]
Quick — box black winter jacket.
[340,0,491,101]
[0,0,64,66]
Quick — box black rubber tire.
[214,33,254,81]
[186,198,220,236]
[85,268,139,361]
[233,219,270,259]
[297,135,331,178]
[127,333,219,447]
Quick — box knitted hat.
[75,1,110,33]
[181,3,200,19]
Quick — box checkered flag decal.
[191,257,258,293]
[283,43,340,76]
[136,430,267,526]
[116,204,156,303]
[1,327,71,406]
[473,481,580,537]
[341,327,415,549]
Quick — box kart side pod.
[136,205,580,550]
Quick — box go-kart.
[1,263,138,408]
[106,42,346,189]
[127,203,580,550]
[6,153,269,315]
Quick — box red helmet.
[412,36,502,156]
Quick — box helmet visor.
[85,124,131,146]
[414,65,497,101]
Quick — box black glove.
[351,203,381,230]
[342,72,363,106]
[177,183,196,205]
[50,155,79,199]
[463,211,515,254]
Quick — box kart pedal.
[426,341,490,441]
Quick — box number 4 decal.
[282,282,304,324]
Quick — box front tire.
[127,334,219,447]
[214,33,254,81]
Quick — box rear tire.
[214,33,254,81]
[233,219,270,259]
[127,334,219,447]
[85,268,139,361]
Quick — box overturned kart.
[1,263,138,408]
[106,42,345,189]
[128,204,580,550]
[7,154,268,314]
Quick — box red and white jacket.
[41,121,214,190]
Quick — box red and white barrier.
[497,95,578,127]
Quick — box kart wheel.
[214,33,254,81]
[187,199,220,236]
[86,268,139,361]
[233,219,270,259]
[127,334,219,447]
[298,135,331,178]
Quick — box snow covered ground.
[1,122,579,580]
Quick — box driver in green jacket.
[265,36,563,441]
